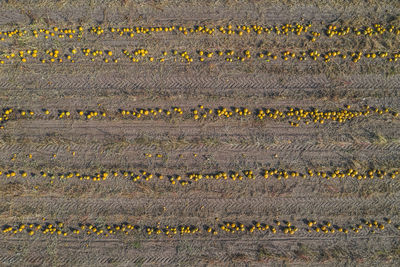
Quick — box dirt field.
[1,0,400,266]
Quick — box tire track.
[0,142,399,153]
[1,74,400,93]
[0,234,399,265]
[6,120,400,152]
[8,119,400,133]
[5,196,400,218]
[0,2,397,26]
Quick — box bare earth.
[1,0,400,266]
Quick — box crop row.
[1,168,399,186]
[1,218,396,237]
[0,23,398,41]
[0,105,397,129]
[2,48,400,64]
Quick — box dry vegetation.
[1,0,400,265]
